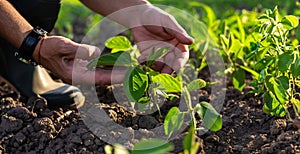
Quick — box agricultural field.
[0,0,300,153]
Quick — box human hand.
[32,36,125,85]
[130,6,194,74]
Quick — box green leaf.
[292,98,300,114]
[164,107,185,138]
[147,47,169,66]
[131,139,173,154]
[187,79,206,91]
[263,91,286,117]
[276,76,289,90]
[104,144,129,154]
[183,127,200,154]
[281,15,299,29]
[190,2,216,27]
[167,94,179,102]
[265,76,288,104]
[152,74,182,93]
[245,42,260,60]
[123,66,148,102]
[182,86,192,108]
[86,51,132,69]
[195,102,222,131]
[236,15,245,43]
[254,57,275,70]
[239,65,260,79]
[291,54,300,78]
[232,68,245,91]
[138,97,150,104]
[220,34,229,50]
[105,36,132,53]
[278,52,293,72]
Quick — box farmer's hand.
[32,36,125,85]
[130,6,194,74]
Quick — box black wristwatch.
[15,26,48,65]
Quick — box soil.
[0,69,300,154]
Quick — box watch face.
[34,27,48,36]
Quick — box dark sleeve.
[8,0,61,32]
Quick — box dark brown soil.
[0,70,300,154]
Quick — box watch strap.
[16,27,48,65]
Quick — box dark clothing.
[8,0,61,32]
[0,0,61,96]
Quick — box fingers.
[76,44,102,60]
[161,15,194,45]
[71,59,126,86]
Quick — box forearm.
[80,0,149,16]
[80,0,151,27]
[0,0,33,48]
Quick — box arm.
[0,0,32,48]
[0,0,125,85]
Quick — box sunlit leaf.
[278,52,293,72]
[291,98,300,114]
[183,127,200,154]
[131,139,173,154]
[291,54,300,78]
[195,102,222,131]
[187,79,206,91]
[281,15,299,29]
[105,36,132,53]
[265,76,288,104]
[123,66,148,102]
[164,107,185,138]
[263,91,286,117]
[232,68,245,91]
[87,51,132,69]
[152,74,182,93]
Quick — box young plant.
[88,36,183,116]
[246,7,300,118]
[164,77,222,139]
[88,36,222,133]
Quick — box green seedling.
[88,36,183,116]
[88,36,222,134]
[246,7,300,118]
[164,79,222,138]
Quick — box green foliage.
[152,74,182,93]
[123,66,148,102]
[54,0,101,39]
[187,79,206,91]
[87,51,132,69]
[248,7,300,118]
[104,139,173,154]
[164,107,185,138]
[105,36,132,53]
[88,36,221,148]
[182,127,200,154]
[131,139,174,154]
[195,102,222,131]
[164,84,222,138]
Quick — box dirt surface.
[0,70,300,154]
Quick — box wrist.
[16,27,48,65]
